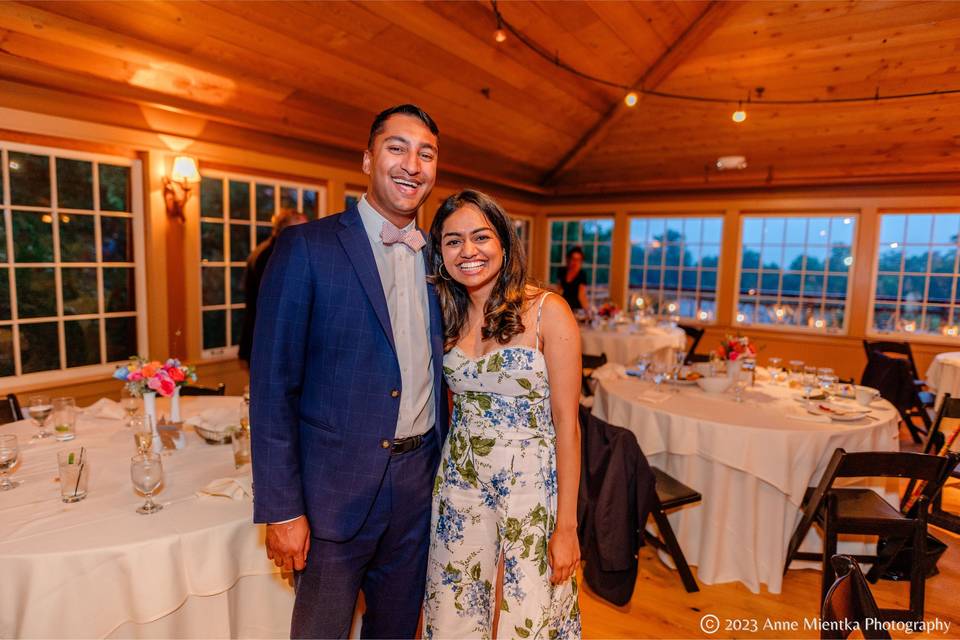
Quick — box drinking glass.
[57,448,89,503]
[635,353,652,379]
[130,453,164,514]
[673,349,686,382]
[232,423,251,469]
[0,434,20,491]
[734,360,755,402]
[28,395,53,440]
[130,416,154,455]
[768,357,783,382]
[651,363,667,389]
[802,366,818,398]
[788,359,805,378]
[120,387,140,427]
[819,373,838,399]
[51,397,77,441]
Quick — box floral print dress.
[424,293,581,640]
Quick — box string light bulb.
[624,91,638,107]
[494,27,507,43]
[732,101,746,123]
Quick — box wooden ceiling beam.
[540,0,742,186]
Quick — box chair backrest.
[582,353,608,371]
[820,555,891,640]
[179,383,226,396]
[0,394,23,424]
[925,393,960,454]
[678,324,705,362]
[863,340,920,382]
[860,351,921,410]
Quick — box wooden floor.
[580,441,960,639]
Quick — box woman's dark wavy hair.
[429,190,531,352]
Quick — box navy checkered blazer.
[249,204,449,541]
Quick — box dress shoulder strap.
[535,291,553,351]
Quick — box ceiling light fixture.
[624,91,638,107]
[732,101,746,123]
[716,155,747,171]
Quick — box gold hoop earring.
[438,264,452,281]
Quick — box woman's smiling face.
[440,204,504,292]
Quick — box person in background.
[238,208,308,367]
[559,246,590,311]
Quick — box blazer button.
[390,389,400,398]
[381,439,391,449]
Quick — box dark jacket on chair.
[578,414,657,606]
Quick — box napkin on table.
[184,407,240,433]
[590,363,628,381]
[785,406,831,423]
[197,476,253,500]
[82,398,126,420]
[637,390,672,405]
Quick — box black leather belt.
[392,429,431,455]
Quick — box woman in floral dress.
[424,190,582,639]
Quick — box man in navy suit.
[250,104,448,639]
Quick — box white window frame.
[733,212,858,335]
[0,141,146,385]
[198,169,326,360]
[512,213,534,268]
[546,216,615,306]
[624,214,724,325]
[867,210,960,345]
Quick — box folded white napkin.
[637,390,672,404]
[591,363,628,381]
[185,407,239,433]
[197,476,253,500]
[82,398,126,420]
[785,406,831,423]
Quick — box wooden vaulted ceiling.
[0,0,958,197]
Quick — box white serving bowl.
[696,376,733,394]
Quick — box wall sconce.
[163,156,201,222]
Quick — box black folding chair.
[0,394,23,424]
[861,351,930,443]
[179,383,226,396]
[902,394,960,534]
[820,555,891,640]
[678,324,709,364]
[863,340,935,409]
[645,467,701,592]
[784,448,958,622]
[581,353,607,397]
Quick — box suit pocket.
[301,415,337,433]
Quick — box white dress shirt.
[357,195,435,439]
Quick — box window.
[199,170,325,356]
[627,216,722,322]
[512,215,533,267]
[345,188,363,210]
[736,214,855,332]
[872,213,960,337]
[548,218,614,305]
[1,142,143,380]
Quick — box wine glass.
[802,366,818,399]
[28,395,53,440]
[0,434,20,491]
[768,357,783,383]
[120,386,140,427]
[130,416,153,455]
[651,362,667,389]
[130,453,164,515]
[634,353,652,379]
[734,360,755,403]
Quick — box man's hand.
[265,515,311,571]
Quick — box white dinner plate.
[806,402,870,422]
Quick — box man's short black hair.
[367,104,439,149]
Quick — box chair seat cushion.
[652,467,701,509]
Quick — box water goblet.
[130,453,164,515]
[651,363,667,389]
[734,360,755,402]
[802,366,818,399]
[768,357,783,382]
[120,386,140,427]
[0,434,20,491]
[28,395,53,440]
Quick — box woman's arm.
[576,283,589,311]
[540,292,583,584]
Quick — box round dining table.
[591,375,900,594]
[580,323,686,366]
[925,351,960,410]
[0,396,293,639]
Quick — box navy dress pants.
[291,429,439,639]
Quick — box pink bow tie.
[380,221,426,252]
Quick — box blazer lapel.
[338,206,396,354]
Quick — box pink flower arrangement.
[114,357,197,397]
[597,302,620,319]
[715,334,757,361]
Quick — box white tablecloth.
[592,378,900,593]
[580,324,686,365]
[0,396,293,639]
[926,351,960,410]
